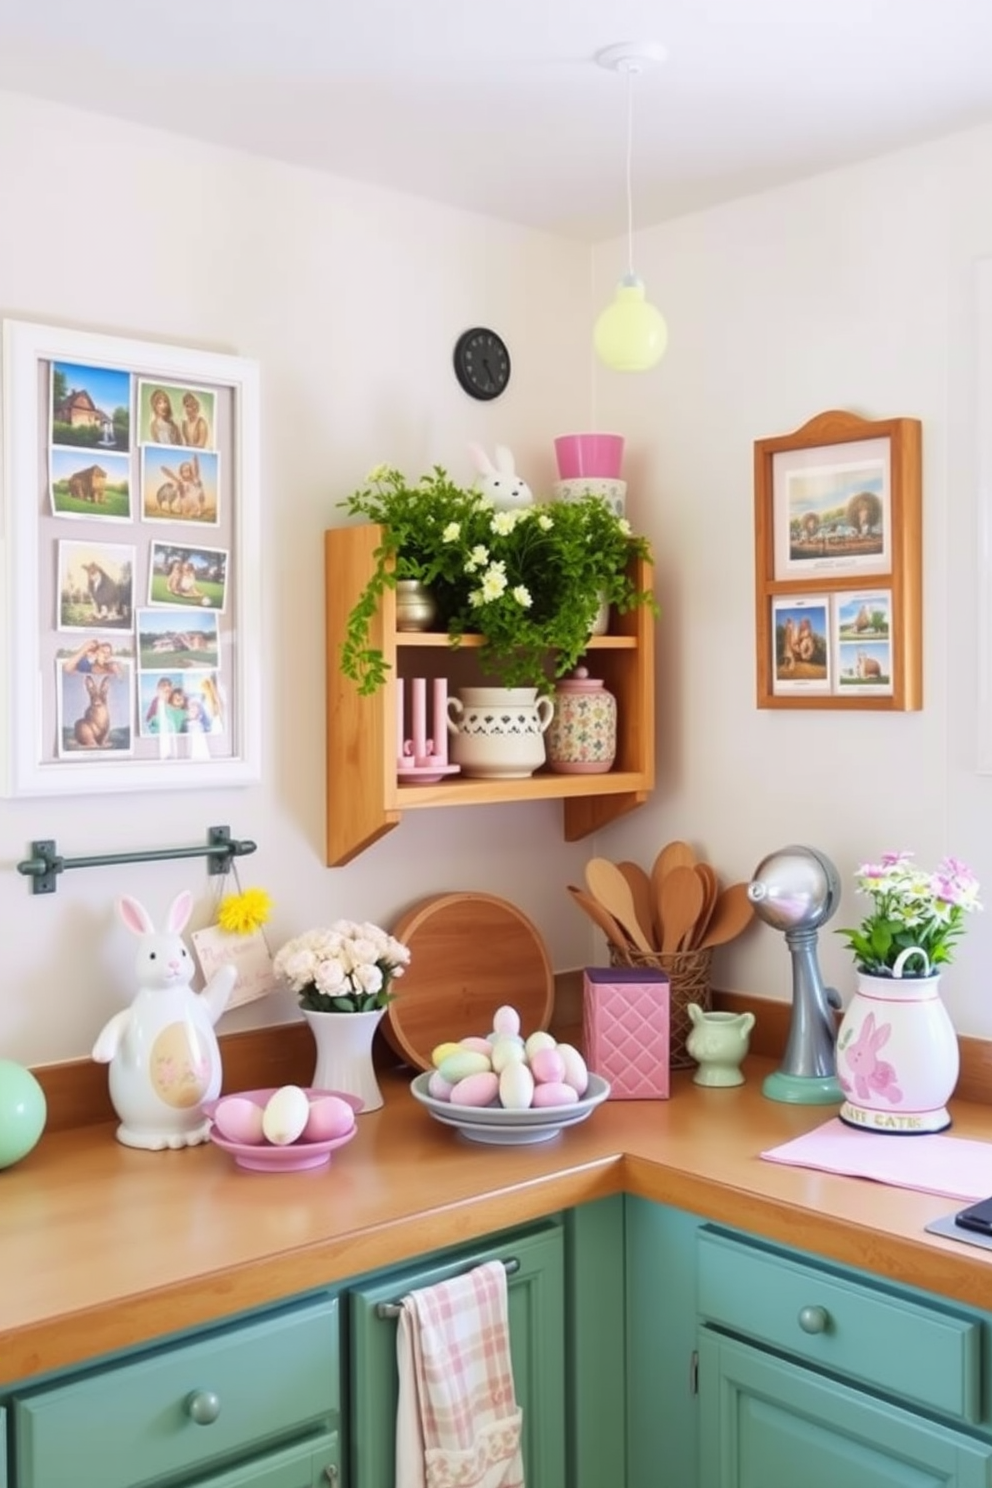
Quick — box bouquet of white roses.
[273,920,411,1013]
[837,851,981,977]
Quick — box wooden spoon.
[689,862,720,949]
[698,882,755,949]
[566,884,633,958]
[584,857,655,956]
[618,861,657,949]
[660,864,705,953]
[649,840,696,946]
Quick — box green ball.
[0,1061,46,1169]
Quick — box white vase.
[301,1008,385,1113]
[835,947,959,1134]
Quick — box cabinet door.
[192,1431,341,1488]
[699,1331,992,1488]
[349,1225,565,1488]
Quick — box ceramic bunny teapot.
[92,890,236,1150]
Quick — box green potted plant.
[337,464,655,694]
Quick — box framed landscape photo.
[754,409,922,711]
[0,319,261,795]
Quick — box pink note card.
[762,1118,992,1202]
[583,967,670,1099]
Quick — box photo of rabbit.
[57,659,133,756]
[141,446,220,525]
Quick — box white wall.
[594,124,992,1037]
[7,87,992,1064]
[0,90,598,1063]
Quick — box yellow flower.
[218,888,273,935]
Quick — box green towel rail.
[16,825,256,895]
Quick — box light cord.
[625,62,636,278]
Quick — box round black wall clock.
[453,327,511,401]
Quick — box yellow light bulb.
[594,276,668,372]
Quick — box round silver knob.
[798,1305,829,1335]
[186,1389,222,1424]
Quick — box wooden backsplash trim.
[30,979,992,1132]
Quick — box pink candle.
[396,678,406,766]
[432,678,448,765]
[412,678,428,765]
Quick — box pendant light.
[593,42,669,373]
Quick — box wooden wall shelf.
[325,524,656,865]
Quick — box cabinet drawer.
[194,1429,340,1487]
[13,1296,338,1488]
[698,1228,981,1423]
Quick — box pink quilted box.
[583,968,670,1099]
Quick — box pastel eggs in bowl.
[203,1087,362,1172]
[410,1004,610,1144]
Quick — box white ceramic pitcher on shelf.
[446,687,553,780]
[835,946,960,1134]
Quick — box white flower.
[442,522,461,542]
[537,513,553,531]
[480,564,508,602]
[618,518,632,537]
[512,585,532,608]
[464,544,489,573]
[366,463,390,483]
[314,960,346,994]
[353,962,384,995]
[490,511,517,537]
[274,921,411,1010]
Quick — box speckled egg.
[438,1049,492,1085]
[261,1085,311,1145]
[213,1095,266,1145]
[532,1081,580,1108]
[529,1046,566,1085]
[303,1095,356,1142]
[499,1061,535,1110]
[556,1043,590,1096]
[450,1071,500,1107]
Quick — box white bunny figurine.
[468,443,533,510]
[92,890,237,1150]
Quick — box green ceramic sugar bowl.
[685,1005,755,1088]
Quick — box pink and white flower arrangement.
[273,921,411,1013]
[837,851,982,977]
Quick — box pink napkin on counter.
[761,1118,992,1201]
[395,1260,524,1488]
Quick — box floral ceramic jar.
[546,666,617,775]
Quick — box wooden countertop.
[5,1057,992,1386]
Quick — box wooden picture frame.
[0,319,261,794]
[754,409,922,711]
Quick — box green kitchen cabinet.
[10,1295,341,1488]
[348,1219,566,1488]
[698,1331,992,1487]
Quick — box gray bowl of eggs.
[410,1004,610,1145]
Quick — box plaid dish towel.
[395,1260,524,1488]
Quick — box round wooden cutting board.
[384,892,554,1071]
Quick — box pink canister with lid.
[546,666,617,775]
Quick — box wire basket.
[607,945,713,1069]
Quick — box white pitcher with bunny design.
[835,946,960,1134]
[92,890,236,1150]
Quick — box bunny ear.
[467,442,496,475]
[166,890,194,935]
[118,896,155,936]
[494,445,516,474]
[870,1020,891,1050]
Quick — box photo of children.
[57,659,133,757]
[140,447,220,525]
[50,448,131,520]
[60,636,130,677]
[58,541,134,631]
[137,380,216,450]
[137,607,219,670]
[138,670,223,739]
[51,362,131,453]
[148,542,228,611]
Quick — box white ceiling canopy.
[2,0,992,239]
